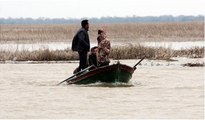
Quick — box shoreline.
[1,58,204,68]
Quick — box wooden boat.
[57,58,144,85]
[67,62,134,84]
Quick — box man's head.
[81,19,89,31]
[91,46,98,54]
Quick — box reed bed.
[0,45,204,61]
[0,22,203,43]
[110,45,173,60]
[173,47,204,58]
[0,49,78,61]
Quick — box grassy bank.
[0,45,204,61]
[0,22,203,43]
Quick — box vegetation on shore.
[0,45,204,61]
[0,22,203,62]
[0,22,203,43]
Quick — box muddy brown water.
[0,59,204,119]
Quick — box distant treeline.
[0,15,204,24]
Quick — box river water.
[0,41,204,51]
[0,59,204,119]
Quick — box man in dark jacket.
[72,20,90,73]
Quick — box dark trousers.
[78,51,88,70]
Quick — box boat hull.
[67,63,135,85]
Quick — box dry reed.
[0,22,203,43]
[0,45,204,61]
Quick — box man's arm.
[78,31,89,48]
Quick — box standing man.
[72,19,90,73]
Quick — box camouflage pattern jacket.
[97,38,111,64]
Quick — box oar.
[56,65,95,85]
[133,57,145,69]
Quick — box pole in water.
[133,57,145,69]
[56,65,95,85]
